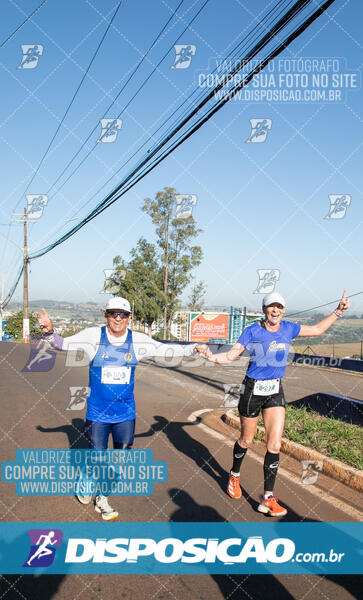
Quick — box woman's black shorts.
[238,376,285,418]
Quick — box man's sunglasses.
[106,311,130,319]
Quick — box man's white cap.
[262,292,286,308]
[106,297,131,313]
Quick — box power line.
[28,0,210,253]
[40,0,207,209]
[2,0,189,298]
[71,0,324,221]
[2,0,121,301]
[0,0,48,269]
[31,0,303,252]
[286,292,363,317]
[13,0,122,212]
[2,264,23,309]
[29,0,335,259]
[4,0,338,305]
[28,0,192,252]
[0,0,48,48]
[2,0,191,296]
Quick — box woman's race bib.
[253,378,280,396]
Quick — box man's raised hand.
[36,308,53,334]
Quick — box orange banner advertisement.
[190,312,229,342]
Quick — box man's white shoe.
[95,495,118,521]
[76,493,92,505]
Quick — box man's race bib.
[101,366,131,385]
[253,378,280,396]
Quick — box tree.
[187,280,207,311]
[142,187,202,337]
[105,237,165,331]
[4,311,41,341]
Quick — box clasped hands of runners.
[195,344,213,359]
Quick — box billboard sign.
[189,312,229,343]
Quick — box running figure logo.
[246,119,272,143]
[23,529,63,567]
[325,194,351,219]
[103,268,124,294]
[18,44,44,69]
[299,460,323,485]
[22,341,56,372]
[254,269,280,294]
[26,194,48,220]
[173,194,197,219]
[66,386,90,410]
[171,45,196,69]
[97,118,122,143]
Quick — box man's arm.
[298,290,350,337]
[36,307,99,360]
[195,342,245,364]
[132,332,196,361]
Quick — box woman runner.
[196,290,350,516]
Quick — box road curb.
[223,410,363,492]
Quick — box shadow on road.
[168,488,361,600]
[324,575,361,600]
[137,415,313,522]
[0,574,66,599]
[146,360,229,394]
[0,573,66,600]
[136,414,228,493]
[168,488,295,599]
[36,418,88,449]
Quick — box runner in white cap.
[37,297,194,520]
[196,290,350,516]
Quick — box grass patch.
[233,406,362,470]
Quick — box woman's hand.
[36,308,54,334]
[336,290,350,314]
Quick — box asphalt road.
[0,341,361,600]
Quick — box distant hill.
[9,300,103,309]
[7,300,104,322]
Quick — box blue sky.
[0,0,362,314]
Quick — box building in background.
[229,307,263,344]
[170,311,189,341]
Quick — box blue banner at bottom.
[0,522,361,574]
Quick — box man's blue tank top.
[87,327,138,423]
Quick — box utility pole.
[12,208,30,343]
[23,207,29,343]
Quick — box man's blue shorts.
[84,419,135,449]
